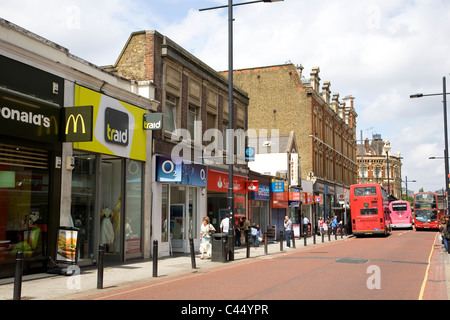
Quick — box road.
[81,229,446,301]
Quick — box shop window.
[0,143,49,276]
[71,152,96,262]
[165,95,177,134]
[125,159,143,256]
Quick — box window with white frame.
[165,95,177,134]
[187,105,197,141]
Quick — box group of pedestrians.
[199,214,264,259]
[318,216,340,236]
[439,215,450,253]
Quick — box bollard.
[97,244,105,290]
[328,229,331,241]
[222,236,228,262]
[335,229,338,240]
[322,231,324,243]
[280,231,283,251]
[13,251,23,300]
[313,230,316,244]
[153,240,158,278]
[340,225,343,239]
[189,238,196,269]
[264,233,268,255]
[304,232,307,246]
[291,230,296,248]
[246,232,250,258]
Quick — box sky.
[2,0,450,193]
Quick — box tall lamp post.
[200,0,283,261]
[411,76,450,211]
[402,176,417,201]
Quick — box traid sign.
[73,85,147,161]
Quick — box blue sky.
[2,0,450,193]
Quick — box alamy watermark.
[169,126,281,164]
[366,265,381,290]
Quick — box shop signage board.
[271,181,284,193]
[74,85,147,161]
[0,90,60,143]
[63,105,93,142]
[253,184,270,200]
[55,227,79,265]
[143,113,163,131]
[207,169,247,193]
[156,156,207,187]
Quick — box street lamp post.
[411,76,450,210]
[200,0,283,261]
[402,176,417,200]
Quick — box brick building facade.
[227,63,358,219]
[103,30,250,255]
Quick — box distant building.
[357,134,402,199]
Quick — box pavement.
[0,233,448,300]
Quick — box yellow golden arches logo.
[65,114,86,135]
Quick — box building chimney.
[322,81,331,105]
[331,93,340,112]
[310,67,320,93]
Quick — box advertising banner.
[74,85,147,161]
[56,227,79,264]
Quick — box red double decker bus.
[413,192,443,230]
[350,183,392,237]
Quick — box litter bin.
[211,233,228,262]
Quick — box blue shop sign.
[253,184,270,200]
[156,156,207,187]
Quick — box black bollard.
[340,225,343,239]
[304,231,307,246]
[153,240,158,278]
[328,229,331,241]
[313,229,316,244]
[13,251,23,300]
[322,231,324,243]
[280,231,283,251]
[264,233,268,255]
[291,230,296,248]
[246,232,250,258]
[97,244,105,290]
[189,238,196,269]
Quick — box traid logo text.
[104,107,129,146]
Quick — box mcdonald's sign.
[62,106,93,142]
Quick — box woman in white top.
[200,216,216,259]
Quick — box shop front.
[271,180,288,241]
[152,155,207,255]
[0,56,64,278]
[70,85,148,264]
[206,169,248,231]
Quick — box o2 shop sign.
[156,156,207,187]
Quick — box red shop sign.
[207,169,247,193]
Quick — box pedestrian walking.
[220,212,230,235]
[332,215,338,235]
[250,223,260,247]
[302,215,310,237]
[318,217,324,235]
[284,216,292,247]
[200,216,215,260]
[242,217,250,246]
[441,215,450,253]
